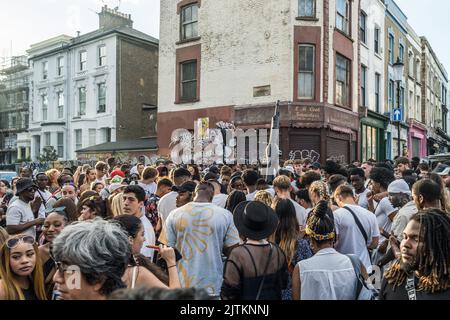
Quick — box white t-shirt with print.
[163,202,240,297]
[334,204,380,273]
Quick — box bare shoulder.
[136,266,168,289]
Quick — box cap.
[110,170,125,179]
[438,166,450,176]
[387,179,411,195]
[311,162,321,169]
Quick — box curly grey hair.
[52,218,130,296]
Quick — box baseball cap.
[387,179,411,195]
[438,166,450,176]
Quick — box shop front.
[360,111,388,162]
[235,102,359,165]
[408,120,427,159]
[388,122,409,159]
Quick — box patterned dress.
[281,238,313,300]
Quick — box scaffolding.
[0,55,30,164]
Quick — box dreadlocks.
[384,209,450,293]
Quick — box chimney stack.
[98,5,133,29]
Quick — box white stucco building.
[27,6,158,161]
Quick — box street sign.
[393,108,402,122]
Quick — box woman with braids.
[380,209,450,300]
[269,198,312,300]
[307,181,330,221]
[292,200,361,300]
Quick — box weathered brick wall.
[117,38,158,140]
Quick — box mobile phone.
[153,241,183,261]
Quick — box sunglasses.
[6,235,35,249]
[45,206,67,215]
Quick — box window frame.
[360,65,367,107]
[97,83,106,113]
[374,27,380,54]
[41,93,48,121]
[42,61,48,80]
[359,11,367,44]
[399,44,404,63]
[78,87,86,116]
[180,60,198,102]
[335,54,350,108]
[88,129,97,147]
[180,4,199,41]
[98,45,107,67]
[44,132,51,148]
[298,44,315,99]
[388,34,394,64]
[298,0,316,18]
[57,57,64,76]
[57,132,64,158]
[336,0,350,36]
[75,129,82,151]
[57,91,64,119]
[79,51,87,71]
[375,73,381,113]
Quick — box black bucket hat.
[15,178,37,196]
[233,201,279,240]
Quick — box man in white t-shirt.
[122,185,156,260]
[242,169,259,201]
[6,178,44,240]
[135,167,158,197]
[273,175,307,227]
[158,167,191,228]
[160,182,239,297]
[349,167,370,209]
[333,185,380,273]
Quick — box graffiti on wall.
[288,150,320,163]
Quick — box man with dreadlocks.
[380,209,450,300]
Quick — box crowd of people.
[0,156,449,300]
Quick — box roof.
[29,26,158,61]
[76,138,158,153]
[72,25,159,46]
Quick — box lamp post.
[393,57,404,158]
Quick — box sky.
[0,0,449,74]
[0,0,160,60]
[396,0,450,75]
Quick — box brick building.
[158,0,361,164]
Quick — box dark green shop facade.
[360,110,389,162]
